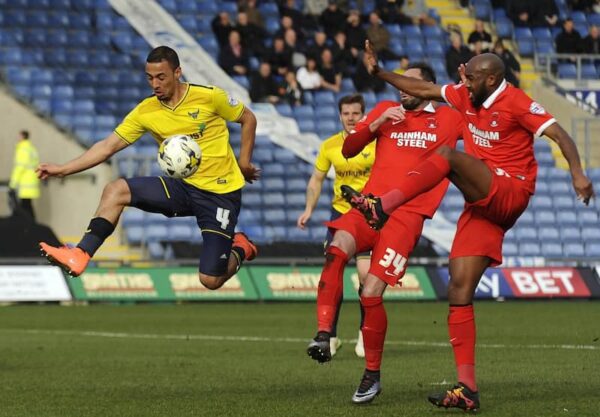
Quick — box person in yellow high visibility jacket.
[9,130,40,220]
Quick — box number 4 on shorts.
[378,248,407,276]
[216,207,230,230]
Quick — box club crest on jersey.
[529,102,546,115]
[490,112,500,127]
[188,109,200,119]
[361,152,371,159]
[227,94,239,106]
[426,117,437,129]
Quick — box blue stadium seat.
[69,12,91,29]
[286,192,306,207]
[558,63,577,79]
[538,227,560,241]
[262,178,286,191]
[585,242,600,257]
[126,226,145,245]
[293,105,315,119]
[581,64,598,80]
[516,210,534,225]
[122,209,145,226]
[31,84,52,99]
[310,226,327,241]
[315,107,338,120]
[548,181,570,194]
[422,25,444,39]
[314,91,336,105]
[286,178,307,192]
[263,192,285,206]
[553,195,575,209]
[145,225,169,242]
[273,148,297,163]
[147,242,165,259]
[341,78,354,92]
[530,195,552,210]
[52,85,74,100]
[557,211,578,225]
[30,0,51,7]
[515,226,538,241]
[514,27,533,40]
[298,119,316,132]
[579,211,598,226]
[534,210,556,225]
[502,241,518,256]
[589,13,600,26]
[564,242,585,257]
[25,29,47,47]
[519,242,541,256]
[264,226,287,242]
[264,209,286,223]
[5,11,26,27]
[401,25,422,38]
[495,18,513,38]
[561,226,582,243]
[541,242,563,257]
[517,39,534,57]
[581,227,600,241]
[168,225,192,241]
[253,148,273,163]
[532,27,553,41]
[287,227,311,242]
[570,11,587,25]
[5,66,32,86]
[535,41,554,55]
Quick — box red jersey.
[353,100,463,218]
[441,80,556,194]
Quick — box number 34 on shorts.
[378,248,408,277]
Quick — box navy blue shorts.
[325,208,370,259]
[126,176,242,276]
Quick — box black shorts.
[325,208,370,259]
[126,176,242,276]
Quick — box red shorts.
[450,169,531,266]
[326,208,425,286]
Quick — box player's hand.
[239,162,261,183]
[381,106,405,122]
[458,63,467,84]
[363,40,380,75]
[297,210,311,229]
[36,163,66,180]
[572,171,595,205]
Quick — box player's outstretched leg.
[428,383,480,411]
[340,185,389,230]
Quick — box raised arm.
[363,40,444,101]
[542,122,595,204]
[36,132,128,179]
[236,107,261,183]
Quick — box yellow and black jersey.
[315,131,376,213]
[115,83,245,194]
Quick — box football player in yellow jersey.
[297,94,376,358]
[37,46,260,290]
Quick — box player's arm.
[342,105,405,158]
[235,107,261,183]
[363,40,443,101]
[297,169,327,229]
[542,123,595,204]
[36,133,128,179]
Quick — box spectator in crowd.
[568,0,595,12]
[319,48,342,92]
[238,0,265,29]
[468,20,492,52]
[403,0,437,26]
[279,70,304,106]
[445,31,474,82]
[352,51,386,92]
[472,40,485,56]
[306,31,329,61]
[284,28,307,68]
[393,55,410,74]
[250,62,280,103]
[366,11,397,60]
[9,130,39,220]
[345,10,368,53]
[268,37,293,75]
[279,0,305,31]
[332,31,356,77]
[236,11,267,57]
[583,25,600,54]
[321,1,348,38]
[375,0,412,24]
[493,39,521,87]
[507,0,533,27]
[297,57,323,90]
[276,15,305,43]
[218,30,250,76]
[212,12,234,47]
[532,0,559,28]
[305,0,329,28]
[556,18,582,54]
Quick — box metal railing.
[534,53,600,81]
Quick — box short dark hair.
[338,94,365,113]
[146,46,180,70]
[407,62,436,84]
[20,130,29,139]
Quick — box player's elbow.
[239,108,257,128]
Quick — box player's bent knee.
[361,274,386,297]
[102,179,131,205]
[198,273,224,290]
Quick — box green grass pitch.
[1,301,599,416]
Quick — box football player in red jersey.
[342,41,595,411]
[306,63,464,404]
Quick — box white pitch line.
[0,328,598,351]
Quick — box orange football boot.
[232,232,258,261]
[39,242,90,277]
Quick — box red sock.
[317,246,348,333]
[380,153,451,214]
[361,295,387,371]
[448,304,477,392]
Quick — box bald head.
[468,53,505,80]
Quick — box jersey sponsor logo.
[389,131,437,149]
[490,112,500,127]
[188,109,200,119]
[337,169,371,178]
[217,178,227,184]
[227,94,239,106]
[529,102,546,115]
[468,123,499,148]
